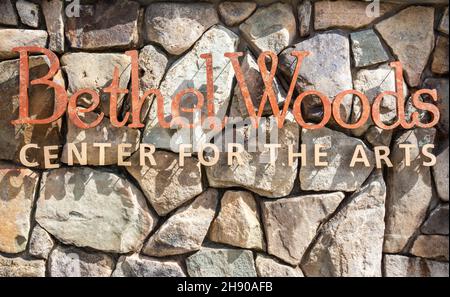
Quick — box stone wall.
[0,0,448,277]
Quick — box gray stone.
[365,126,392,147]
[351,63,408,137]
[126,150,204,216]
[0,256,45,277]
[48,245,114,277]
[0,0,18,26]
[144,2,218,55]
[301,171,386,277]
[42,0,65,53]
[261,192,345,265]
[61,113,141,166]
[240,3,296,54]
[375,6,435,86]
[186,247,257,277]
[35,167,158,253]
[61,52,131,117]
[384,128,436,253]
[209,190,265,250]
[351,30,389,68]
[232,50,286,118]
[300,127,375,192]
[432,143,449,202]
[206,114,299,198]
[143,189,218,257]
[383,254,449,277]
[422,204,449,235]
[423,78,449,136]
[218,1,256,26]
[113,254,185,277]
[410,235,449,261]
[0,56,62,167]
[29,225,54,260]
[0,162,40,254]
[432,36,449,74]
[439,8,449,35]
[255,254,303,277]
[279,33,353,123]
[124,45,168,123]
[298,0,312,37]
[0,29,48,60]
[16,0,40,28]
[143,25,238,152]
[65,0,140,50]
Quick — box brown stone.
[432,36,449,74]
[218,1,256,26]
[0,256,45,277]
[410,235,449,261]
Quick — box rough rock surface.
[384,128,436,253]
[0,56,62,167]
[143,189,219,257]
[113,254,186,277]
[432,142,449,202]
[48,245,114,277]
[298,0,312,37]
[315,0,396,30]
[301,171,386,277]
[231,51,286,118]
[35,167,157,253]
[410,235,449,261]
[16,0,40,28]
[255,254,303,277]
[279,33,353,122]
[143,25,238,151]
[61,113,141,166]
[351,64,408,137]
[206,115,299,198]
[439,8,449,35]
[209,191,265,250]
[42,0,65,53]
[218,2,256,26]
[383,255,449,277]
[423,78,449,135]
[126,150,203,216]
[61,52,132,117]
[0,162,39,254]
[144,2,218,55]
[0,29,48,60]
[65,0,140,50]
[0,0,18,26]
[350,30,389,68]
[186,247,257,277]
[0,256,45,277]
[29,225,54,260]
[422,204,449,235]
[240,3,296,54]
[375,6,435,86]
[261,192,345,265]
[432,36,449,74]
[300,127,375,192]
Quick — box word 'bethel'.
[11,47,440,131]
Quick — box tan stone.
[209,191,265,250]
[0,256,45,277]
[383,254,449,277]
[0,29,47,60]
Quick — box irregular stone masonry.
[0,0,448,278]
